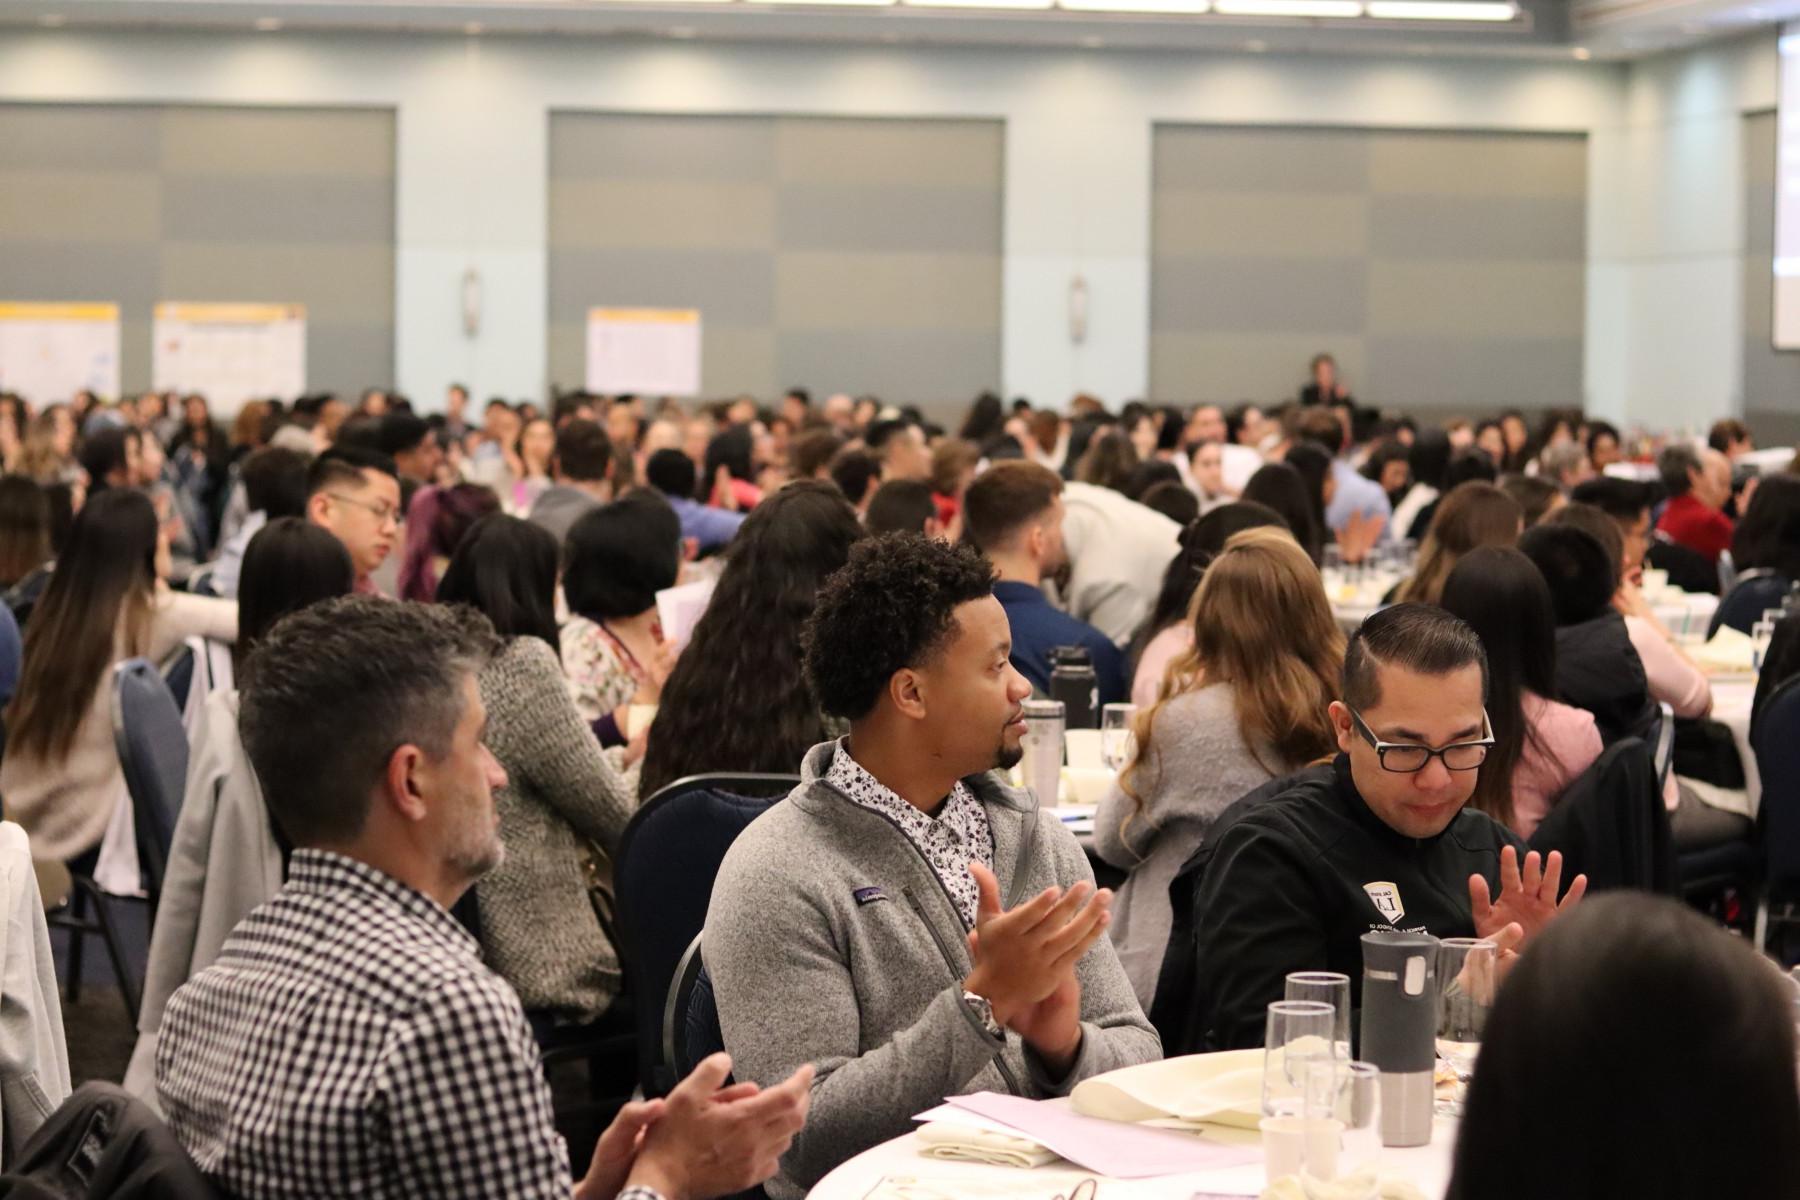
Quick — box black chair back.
[663,932,723,1083]
[615,773,794,1097]
[1709,570,1791,638]
[1754,675,1800,897]
[0,1081,223,1198]
[110,659,188,904]
[1527,737,1674,894]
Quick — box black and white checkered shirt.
[156,849,578,1199]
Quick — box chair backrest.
[186,565,219,599]
[158,644,196,715]
[1709,570,1790,638]
[1718,549,1737,595]
[663,931,724,1083]
[110,660,188,901]
[1753,674,1800,893]
[1,1081,223,1198]
[615,772,795,1096]
[1527,737,1674,894]
[1653,700,1675,788]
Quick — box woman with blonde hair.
[1095,525,1345,1006]
[1391,480,1523,607]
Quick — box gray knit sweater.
[706,740,1160,1199]
[1093,683,1283,1008]
[475,637,639,1021]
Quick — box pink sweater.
[1509,692,1604,841]
[1133,624,1194,709]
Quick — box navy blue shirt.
[991,580,1128,706]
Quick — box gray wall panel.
[1151,124,1586,411]
[548,113,1001,404]
[0,103,396,404]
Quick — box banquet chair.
[51,660,187,1023]
[1751,674,1800,953]
[1708,569,1790,638]
[616,773,795,1096]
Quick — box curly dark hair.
[637,481,865,796]
[804,534,996,722]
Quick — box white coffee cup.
[1261,1115,1343,1185]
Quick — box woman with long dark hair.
[640,481,865,796]
[1,489,235,866]
[437,514,639,1025]
[1449,893,1800,1200]
[1130,501,1289,707]
[397,481,501,603]
[1439,546,1600,838]
[1241,462,1322,564]
[235,518,354,661]
[0,475,52,589]
[1730,472,1800,582]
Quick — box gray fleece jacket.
[704,740,1161,1199]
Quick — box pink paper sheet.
[945,1092,1261,1180]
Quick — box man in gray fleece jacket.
[706,535,1161,1199]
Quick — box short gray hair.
[239,596,499,847]
[1657,444,1701,498]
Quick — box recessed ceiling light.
[37,13,66,26]
[1214,0,1362,17]
[1364,0,1514,19]
[1061,0,1209,11]
[1572,45,1590,59]
[254,16,284,30]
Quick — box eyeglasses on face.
[324,491,399,526]
[1348,707,1493,774]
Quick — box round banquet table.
[808,1116,1461,1200]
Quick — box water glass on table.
[1755,614,1780,672]
[1435,937,1498,1115]
[1285,970,1352,1062]
[1298,1061,1384,1200]
[1100,703,1137,771]
[1263,1000,1340,1119]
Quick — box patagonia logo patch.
[853,886,888,906]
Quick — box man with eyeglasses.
[1172,603,1587,1052]
[305,446,402,596]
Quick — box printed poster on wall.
[585,308,701,397]
[153,302,306,410]
[0,302,121,406]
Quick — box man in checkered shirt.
[155,596,810,1200]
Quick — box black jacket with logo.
[1168,756,1526,1054]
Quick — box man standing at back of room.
[705,534,1159,1199]
[962,461,1127,705]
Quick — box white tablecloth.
[808,1118,1461,1199]
[1697,678,1761,820]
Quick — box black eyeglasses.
[1349,707,1493,774]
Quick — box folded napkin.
[1070,1049,1268,1132]
[915,1122,1061,1169]
[1693,625,1757,674]
[1262,1171,1429,1200]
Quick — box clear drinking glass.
[1299,1061,1383,1200]
[1755,618,1778,671]
[1100,703,1138,772]
[1285,971,1352,1062]
[1263,1000,1339,1118]
[1436,937,1499,1115]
